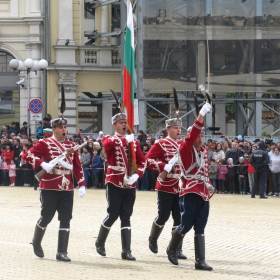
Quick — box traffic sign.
[29,98,44,114]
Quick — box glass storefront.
[142,0,280,93]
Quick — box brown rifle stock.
[159,170,168,181]
[35,169,47,182]
[158,167,176,182]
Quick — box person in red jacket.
[23,117,86,262]
[95,112,145,261]
[245,153,254,194]
[166,102,214,270]
[1,142,15,165]
[145,117,186,259]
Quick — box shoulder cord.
[158,137,179,154]
[179,147,208,191]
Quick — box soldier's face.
[113,120,127,135]
[167,126,181,140]
[194,133,204,148]
[52,125,67,141]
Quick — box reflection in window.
[262,54,271,66]
[225,53,235,66]
[148,51,160,66]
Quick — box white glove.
[164,164,172,173]
[199,103,212,116]
[125,134,134,143]
[128,174,139,185]
[40,162,54,173]
[206,183,214,194]
[79,186,86,197]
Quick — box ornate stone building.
[0,0,45,134]
[47,0,121,134]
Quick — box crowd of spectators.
[1,117,280,198]
[0,117,107,189]
[136,130,280,197]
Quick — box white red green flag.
[123,0,135,132]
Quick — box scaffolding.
[80,0,280,137]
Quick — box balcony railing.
[80,46,121,66]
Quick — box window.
[262,53,271,66]
[225,52,235,66]
[0,52,14,72]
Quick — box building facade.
[0,0,45,134]
[47,0,122,134]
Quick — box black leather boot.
[172,227,187,260]
[176,241,187,259]
[121,228,136,261]
[31,224,46,258]
[148,222,164,254]
[56,230,71,262]
[166,230,185,265]
[194,234,213,271]
[95,224,110,256]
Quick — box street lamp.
[9,58,48,138]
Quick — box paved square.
[0,187,279,280]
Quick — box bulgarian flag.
[123,0,135,131]
[123,0,137,172]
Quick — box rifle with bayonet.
[35,141,87,181]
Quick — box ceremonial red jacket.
[22,137,85,191]
[146,137,183,194]
[179,120,211,201]
[102,134,145,188]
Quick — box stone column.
[99,0,112,66]
[10,0,19,15]
[55,0,77,64]
[58,72,78,134]
[26,0,41,16]
[100,1,110,46]
[30,0,41,12]
[57,0,74,45]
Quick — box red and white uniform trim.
[22,137,85,191]
[102,134,145,188]
[146,136,183,194]
[179,120,211,201]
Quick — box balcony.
[79,46,121,66]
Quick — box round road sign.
[29,98,44,114]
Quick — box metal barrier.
[78,133,280,144]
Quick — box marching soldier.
[95,112,145,260]
[166,102,214,270]
[23,117,86,262]
[145,117,187,259]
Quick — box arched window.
[0,51,19,118]
[0,51,14,72]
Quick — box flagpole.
[120,0,126,104]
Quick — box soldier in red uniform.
[145,117,186,259]
[23,118,86,262]
[166,102,214,270]
[95,113,145,261]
